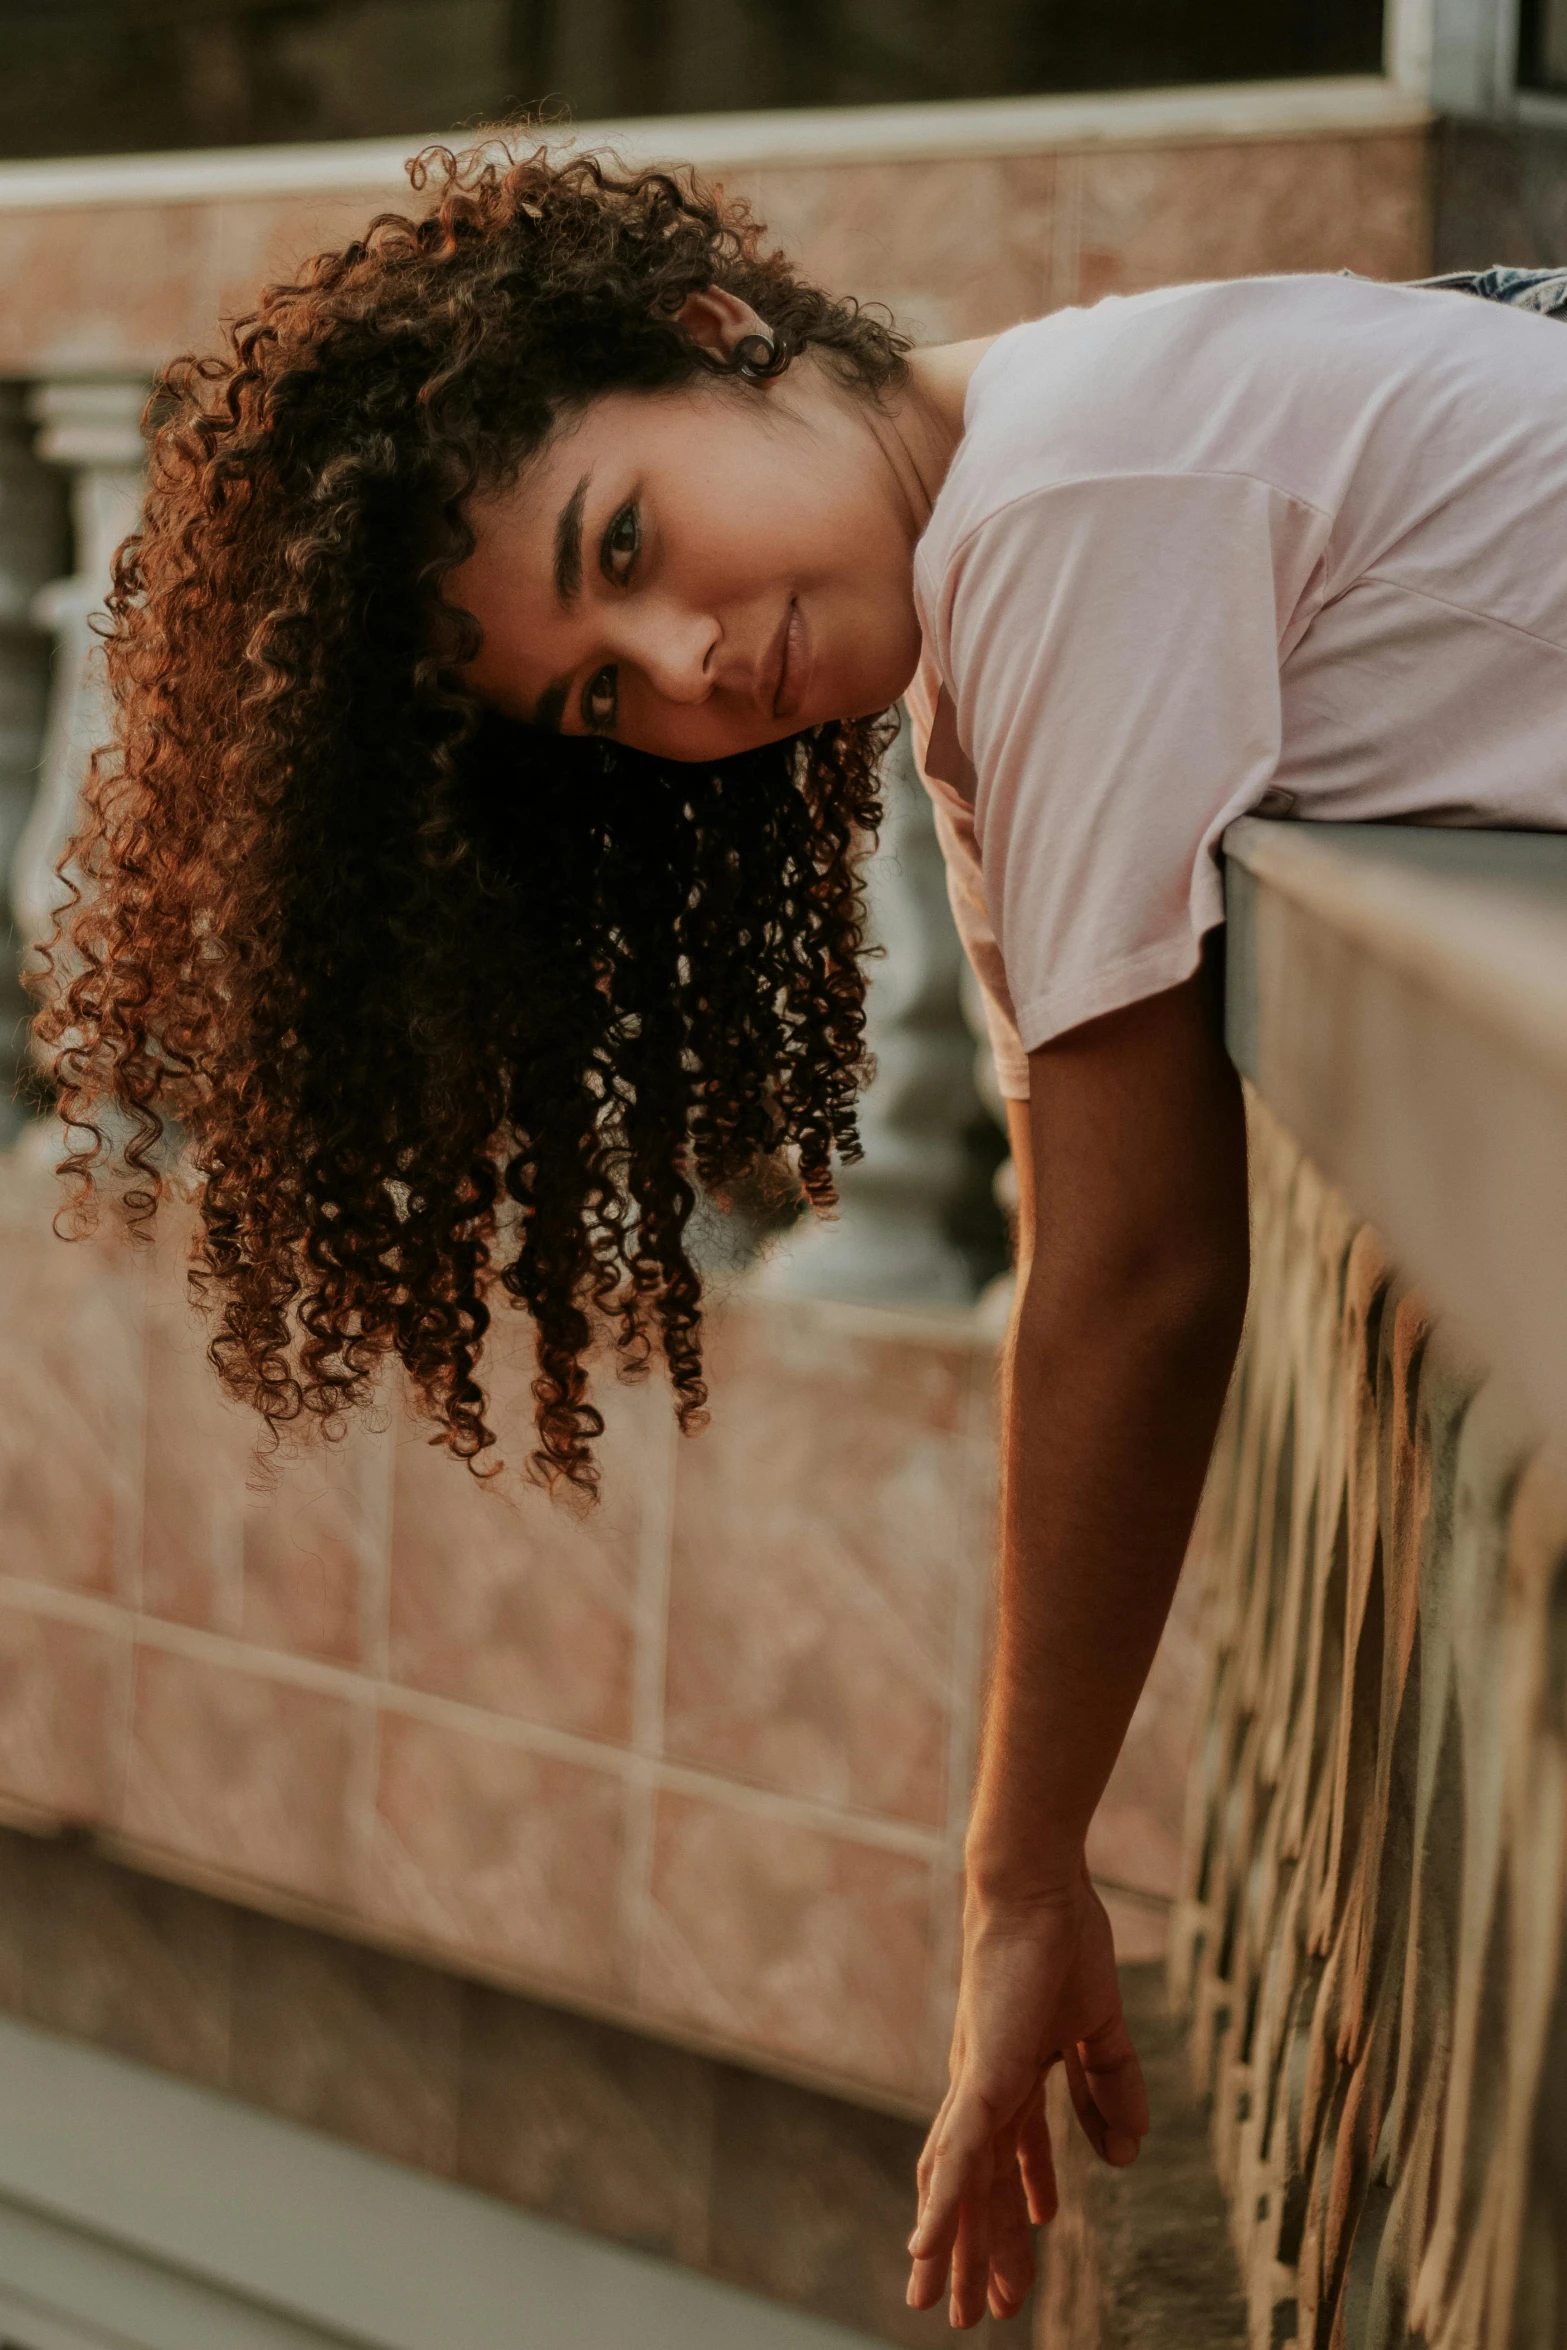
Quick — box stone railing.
[1173,821,1567,2350]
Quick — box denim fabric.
[1417,265,1567,317]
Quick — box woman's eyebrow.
[533,675,569,732]
[554,471,591,605]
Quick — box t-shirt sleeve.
[903,655,1032,1098]
[935,470,1327,1070]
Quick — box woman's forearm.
[967,966,1250,1907]
[965,1251,1246,1902]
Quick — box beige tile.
[708,2063,1030,2347]
[122,1645,359,1908]
[707,2065,920,2331]
[387,1335,655,1744]
[1095,1887,1171,1967]
[664,1303,976,1825]
[753,153,1054,343]
[0,1604,128,1824]
[0,1825,232,2084]
[0,202,220,375]
[210,185,415,330]
[0,1187,140,1601]
[243,1427,384,1667]
[229,1907,461,2172]
[140,1252,253,1631]
[456,1984,713,2262]
[1070,130,1429,306]
[640,1790,936,2102]
[366,1708,627,2000]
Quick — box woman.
[40,138,1567,2329]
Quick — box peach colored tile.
[0,202,220,375]
[229,1907,461,2174]
[243,1427,383,1667]
[640,1790,935,2101]
[664,1301,981,1825]
[0,1823,232,2086]
[387,1331,655,1743]
[122,1645,358,1908]
[366,1708,627,1999]
[210,184,420,326]
[140,1234,255,1632]
[0,1168,141,1600]
[1070,130,1428,307]
[1095,1887,1171,1966]
[753,153,1054,343]
[0,1605,128,1824]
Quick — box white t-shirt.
[909,274,1567,1097]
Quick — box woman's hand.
[906,1863,1148,2328]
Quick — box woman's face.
[449,360,926,762]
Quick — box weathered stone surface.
[1035,1962,1247,2349]
[1173,1093,1567,2348]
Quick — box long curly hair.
[35,136,907,1491]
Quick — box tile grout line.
[348,1419,397,1916]
[921,1345,997,2092]
[0,1568,949,1862]
[109,1251,152,1829]
[1049,148,1083,313]
[0,1793,939,2126]
[357,1418,396,1683]
[618,1398,679,2001]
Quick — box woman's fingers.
[1063,2008,1149,2166]
[1017,2077,1058,2226]
[913,2083,955,2212]
[907,2123,973,2303]
[949,2155,995,2330]
[985,2139,1036,2319]
[907,2248,953,2313]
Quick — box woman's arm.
[908,950,1250,2328]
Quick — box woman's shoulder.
[920,272,1531,580]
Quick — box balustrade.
[12,377,148,971]
[0,386,67,1140]
[1172,820,1567,2349]
[755,707,984,1306]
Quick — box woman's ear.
[671,285,774,360]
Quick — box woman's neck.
[879,335,999,524]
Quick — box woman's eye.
[582,665,618,731]
[601,502,640,584]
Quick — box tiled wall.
[0,1826,1035,2346]
[0,1141,1196,2115]
[0,120,1429,376]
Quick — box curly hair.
[35,136,908,1491]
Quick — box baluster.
[12,377,148,972]
[756,707,979,1306]
[958,963,1020,1327]
[0,385,70,1144]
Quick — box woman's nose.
[625,603,718,706]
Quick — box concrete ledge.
[1034,1966,1246,2349]
[1224,816,1567,1438]
[0,77,1430,213]
[0,2010,884,2350]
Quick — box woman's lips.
[772,598,810,722]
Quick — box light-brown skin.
[452,289,1252,2328]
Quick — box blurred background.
[0,4,1558,2348]
[0,0,1386,155]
